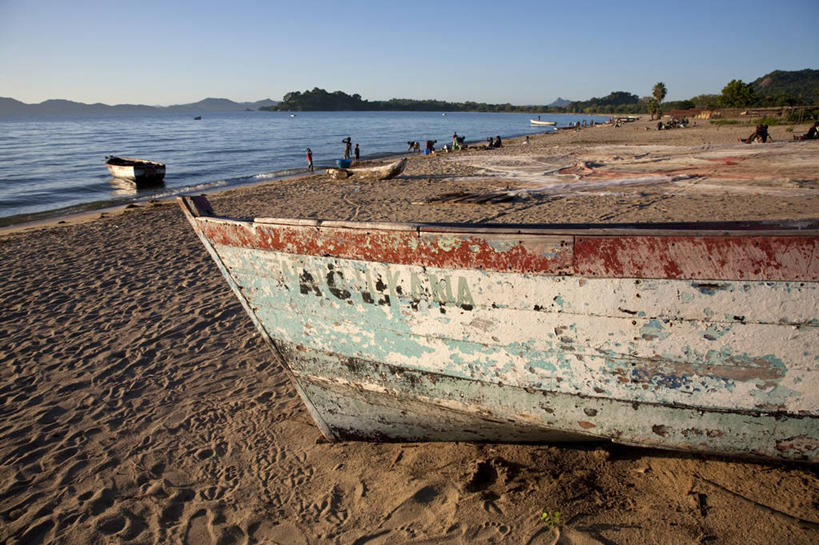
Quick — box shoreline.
[0,111,604,230]
[1,117,817,545]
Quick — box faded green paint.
[283,342,818,462]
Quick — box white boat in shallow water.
[105,156,165,184]
[180,194,818,462]
[530,119,556,126]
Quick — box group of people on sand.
[737,120,819,144]
[304,119,818,171]
[449,132,466,151]
[486,135,503,148]
[657,117,689,130]
[304,137,361,172]
[342,137,360,161]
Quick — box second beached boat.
[180,195,818,463]
[327,157,407,180]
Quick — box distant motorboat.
[290,114,296,118]
[194,115,202,120]
[105,156,165,185]
[530,119,556,126]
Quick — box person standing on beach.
[306,148,313,172]
[343,137,352,159]
[354,143,360,162]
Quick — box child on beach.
[354,143,360,161]
[740,124,772,143]
[306,148,313,172]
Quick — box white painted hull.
[105,157,165,183]
[180,196,819,462]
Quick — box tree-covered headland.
[262,69,818,116]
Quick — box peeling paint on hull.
[179,196,819,462]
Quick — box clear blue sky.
[1,0,817,105]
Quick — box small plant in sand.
[541,510,560,528]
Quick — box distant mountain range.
[0,97,279,115]
[548,97,572,107]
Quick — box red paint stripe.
[198,221,574,275]
[575,236,819,281]
[198,219,818,281]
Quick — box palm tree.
[653,82,667,103]
[651,82,667,119]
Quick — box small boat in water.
[105,156,165,184]
[179,195,819,462]
[327,157,407,181]
[530,119,556,126]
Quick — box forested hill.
[270,69,818,114]
[751,69,819,103]
[264,88,542,112]
[265,88,644,114]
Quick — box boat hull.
[105,157,165,183]
[277,340,815,455]
[180,196,819,462]
[327,158,407,180]
[530,119,556,126]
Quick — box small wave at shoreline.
[0,111,609,226]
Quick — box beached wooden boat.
[105,156,165,184]
[530,119,557,126]
[327,157,407,181]
[180,194,818,462]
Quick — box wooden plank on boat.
[193,219,575,275]
[575,235,819,281]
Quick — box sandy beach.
[1,118,818,544]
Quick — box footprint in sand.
[287,465,314,487]
[88,487,115,516]
[95,512,126,535]
[159,488,196,526]
[184,508,247,545]
[359,482,459,542]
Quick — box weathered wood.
[179,196,819,462]
[326,157,407,180]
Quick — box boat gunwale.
[105,156,166,168]
[196,214,819,238]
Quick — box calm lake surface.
[0,111,609,225]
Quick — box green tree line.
[264,70,818,114]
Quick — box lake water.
[0,111,609,225]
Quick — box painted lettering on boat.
[278,258,475,310]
